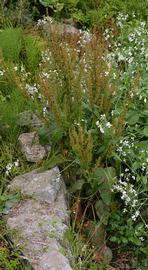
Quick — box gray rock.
[9,167,63,203]
[6,167,72,270]
[43,20,92,43]
[18,132,49,162]
[19,111,44,128]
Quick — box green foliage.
[1,0,147,29]
[38,0,147,28]
[89,167,116,204]
[0,0,40,27]
[0,89,31,144]
[108,212,148,269]
[0,240,33,270]
[0,28,22,62]
[23,34,42,73]
[0,28,43,76]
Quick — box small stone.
[19,111,44,128]
[18,132,48,162]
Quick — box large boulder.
[6,167,72,270]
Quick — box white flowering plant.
[101,13,148,268]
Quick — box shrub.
[35,29,137,255]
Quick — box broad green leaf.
[110,236,117,242]
[70,179,85,192]
[142,176,147,185]
[133,238,142,246]
[94,167,116,187]
[99,181,112,205]
[137,140,148,149]
[128,113,139,125]
[95,200,110,225]
[143,126,148,137]
[38,127,51,145]
[93,167,116,205]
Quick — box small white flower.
[6,170,9,175]
[42,72,50,79]
[20,65,25,73]
[100,114,106,120]
[14,159,19,167]
[37,18,48,27]
[96,120,100,127]
[135,210,140,217]
[139,237,144,242]
[43,107,48,116]
[106,122,112,128]
[100,126,105,134]
[139,95,142,100]
[105,71,109,76]
[38,93,42,99]
[6,163,13,171]
[0,70,4,76]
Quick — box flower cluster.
[6,159,19,175]
[113,177,138,206]
[96,114,112,134]
[79,29,92,45]
[41,50,52,63]
[112,170,143,222]
[116,137,135,160]
[25,83,39,97]
[116,12,129,28]
[37,18,48,28]
[105,14,148,106]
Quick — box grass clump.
[0,27,43,75]
[23,34,43,74]
[0,89,31,144]
[0,28,22,62]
